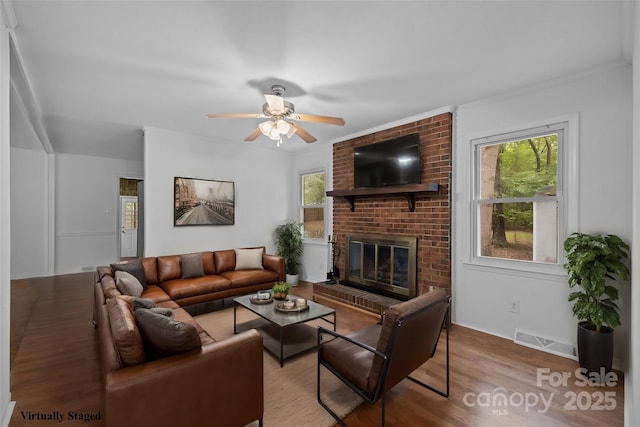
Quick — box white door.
[120,196,138,258]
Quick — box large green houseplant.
[564,232,630,376]
[275,221,304,286]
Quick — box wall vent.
[514,329,577,360]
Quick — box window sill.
[303,238,327,246]
[462,258,567,281]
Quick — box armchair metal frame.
[317,294,450,427]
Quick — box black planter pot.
[577,321,613,378]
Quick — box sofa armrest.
[105,329,264,427]
[263,253,285,281]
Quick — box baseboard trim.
[1,400,15,427]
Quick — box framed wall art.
[174,177,235,226]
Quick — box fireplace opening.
[343,233,417,299]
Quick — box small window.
[301,171,325,240]
[474,123,565,264]
[124,201,138,229]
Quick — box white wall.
[453,64,633,368]
[627,4,640,426]
[0,3,13,426]
[10,147,49,278]
[292,143,333,283]
[55,152,143,273]
[143,127,291,257]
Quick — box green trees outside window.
[477,127,561,263]
[301,172,325,239]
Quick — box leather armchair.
[317,288,450,427]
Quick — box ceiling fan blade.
[206,113,266,119]
[244,128,262,141]
[264,94,285,113]
[290,123,317,143]
[291,113,345,126]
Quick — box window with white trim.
[300,171,325,240]
[473,122,567,265]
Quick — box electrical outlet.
[509,300,520,314]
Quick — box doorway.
[120,196,138,257]
[119,177,143,259]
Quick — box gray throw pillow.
[130,297,157,310]
[134,308,201,358]
[148,307,174,318]
[111,258,147,289]
[115,271,144,297]
[181,253,204,279]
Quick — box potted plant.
[275,221,304,286]
[564,232,630,377]
[272,281,291,300]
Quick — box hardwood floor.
[9,275,623,426]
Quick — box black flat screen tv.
[354,133,421,188]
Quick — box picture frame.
[174,177,235,226]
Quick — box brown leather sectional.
[94,248,285,427]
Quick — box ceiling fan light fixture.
[259,120,273,136]
[207,83,344,144]
[269,126,281,139]
[276,119,291,134]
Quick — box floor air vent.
[514,330,577,360]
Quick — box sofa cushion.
[111,258,148,289]
[107,296,145,367]
[115,271,144,297]
[202,251,216,275]
[181,253,205,278]
[219,269,279,289]
[134,308,202,358]
[160,275,231,300]
[214,249,236,274]
[101,274,121,300]
[141,257,159,285]
[140,285,172,303]
[157,255,181,283]
[234,248,264,270]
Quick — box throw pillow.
[107,296,146,366]
[134,308,201,358]
[234,248,264,270]
[181,253,204,279]
[148,307,174,318]
[111,258,148,289]
[130,297,157,310]
[115,271,144,298]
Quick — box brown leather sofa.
[94,248,284,427]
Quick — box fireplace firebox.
[343,233,417,299]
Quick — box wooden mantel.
[326,182,439,212]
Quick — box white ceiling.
[8,0,630,161]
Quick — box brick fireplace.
[329,112,452,299]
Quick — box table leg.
[279,327,284,368]
[233,303,237,335]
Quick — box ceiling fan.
[206,85,345,145]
